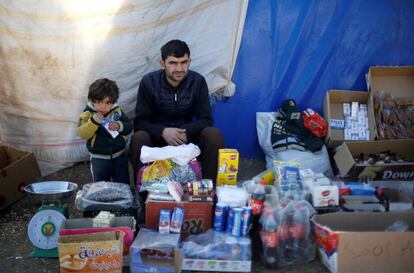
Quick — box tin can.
[241,206,252,236]
[202,179,213,195]
[231,207,243,237]
[226,205,237,234]
[193,181,199,196]
[187,182,193,196]
[213,203,227,231]
[238,237,251,261]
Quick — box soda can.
[193,181,199,196]
[202,179,213,194]
[213,203,227,232]
[241,206,252,236]
[226,205,237,234]
[238,237,251,261]
[225,236,240,260]
[231,207,243,237]
[187,182,193,196]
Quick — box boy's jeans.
[90,153,130,184]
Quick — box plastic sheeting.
[214,0,414,158]
[0,0,248,175]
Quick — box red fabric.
[302,108,328,137]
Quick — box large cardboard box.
[145,199,213,239]
[312,211,414,273]
[334,139,414,180]
[323,89,376,148]
[0,145,41,210]
[58,231,124,273]
[367,66,414,139]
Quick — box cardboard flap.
[59,230,123,243]
[334,142,355,177]
[368,66,414,98]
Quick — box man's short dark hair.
[161,39,190,61]
[88,78,119,103]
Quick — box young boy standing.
[77,78,132,184]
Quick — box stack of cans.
[213,204,252,237]
[187,179,214,196]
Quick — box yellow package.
[216,149,239,186]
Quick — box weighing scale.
[24,181,78,258]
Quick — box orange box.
[216,149,239,186]
[145,199,213,239]
[58,231,123,273]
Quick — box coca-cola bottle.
[250,179,266,216]
[260,207,280,268]
[283,202,306,264]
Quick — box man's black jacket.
[134,69,213,142]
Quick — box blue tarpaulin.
[213,0,414,158]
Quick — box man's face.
[160,54,191,87]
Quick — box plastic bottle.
[260,207,280,268]
[284,202,306,264]
[250,179,266,216]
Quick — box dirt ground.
[0,159,328,273]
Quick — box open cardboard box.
[334,139,414,180]
[323,89,376,148]
[58,231,124,273]
[59,216,136,255]
[0,145,41,210]
[312,211,414,273]
[367,66,414,139]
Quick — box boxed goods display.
[145,199,213,239]
[334,139,414,180]
[367,66,414,140]
[323,90,375,148]
[57,231,124,273]
[129,228,182,273]
[312,211,414,273]
[0,145,41,210]
[216,149,239,186]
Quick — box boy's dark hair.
[161,39,190,61]
[88,78,119,103]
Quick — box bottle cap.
[259,179,266,185]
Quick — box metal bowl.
[24,181,78,202]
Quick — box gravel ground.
[0,159,328,273]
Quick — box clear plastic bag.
[180,229,251,261]
[75,181,133,211]
[385,220,410,232]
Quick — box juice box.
[216,149,239,186]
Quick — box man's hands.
[162,127,187,146]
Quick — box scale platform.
[24,181,78,258]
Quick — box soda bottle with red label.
[250,179,266,216]
[260,207,280,268]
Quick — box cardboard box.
[312,211,414,273]
[130,228,182,273]
[0,145,41,210]
[367,66,414,139]
[58,231,124,273]
[334,139,414,180]
[145,199,213,239]
[216,149,239,186]
[323,90,376,148]
[59,216,136,255]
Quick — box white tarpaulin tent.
[0,0,248,175]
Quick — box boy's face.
[160,54,191,87]
[92,97,113,115]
